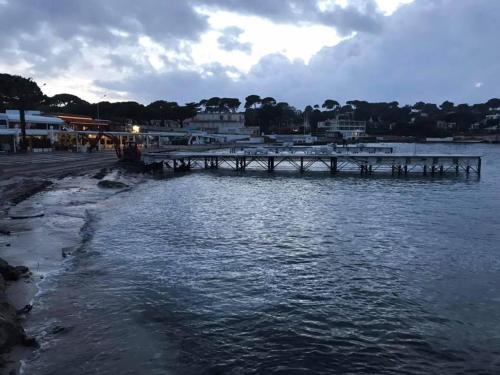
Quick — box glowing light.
[132,125,141,133]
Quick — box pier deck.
[143,151,481,176]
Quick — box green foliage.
[0,73,44,108]
[322,99,339,110]
[244,95,261,109]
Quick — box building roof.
[2,110,64,125]
[56,114,110,127]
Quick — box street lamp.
[97,94,107,119]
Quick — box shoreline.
[0,167,144,374]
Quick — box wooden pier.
[143,151,481,176]
[229,145,394,154]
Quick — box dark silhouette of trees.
[486,98,500,109]
[146,100,197,126]
[261,97,277,107]
[244,95,261,109]
[440,101,454,112]
[199,97,241,113]
[224,98,241,112]
[322,99,339,110]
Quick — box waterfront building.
[317,114,366,139]
[269,134,318,145]
[0,110,65,152]
[185,112,256,135]
[56,114,111,132]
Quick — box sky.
[0,0,498,108]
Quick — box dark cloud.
[217,27,252,53]
[317,1,383,35]
[95,0,500,108]
[198,0,384,35]
[0,0,208,42]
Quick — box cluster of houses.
[0,108,368,153]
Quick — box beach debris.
[17,304,33,316]
[21,336,39,348]
[9,211,45,220]
[51,325,73,335]
[92,168,109,180]
[97,180,129,189]
[6,179,52,205]
[9,204,45,220]
[0,269,36,363]
[0,258,29,281]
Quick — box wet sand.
[0,169,144,374]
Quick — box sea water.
[23,144,500,374]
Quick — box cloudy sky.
[0,0,498,108]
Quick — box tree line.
[2,73,500,149]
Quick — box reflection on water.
[24,144,500,374]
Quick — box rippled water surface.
[25,144,500,374]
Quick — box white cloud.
[191,9,343,72]
[375,0,414,15]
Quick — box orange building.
[57,114,110,131]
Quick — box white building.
[0,110,65,152]
[317,115,366,139]
[185,112,255,135]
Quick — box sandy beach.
[0,165,144,374]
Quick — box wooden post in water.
[300,157,304,173]
[423,165,427,176]
[439,165,444,175]
[404,165,408,176]
[478,158,481,176]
